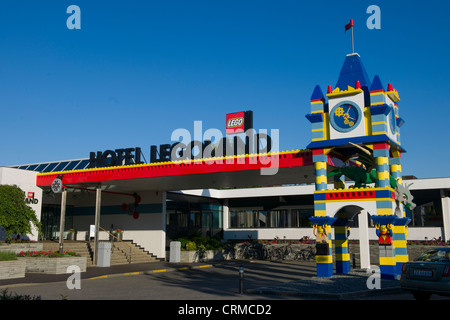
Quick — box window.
[229,208,314,228]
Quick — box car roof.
[424,247,450,252]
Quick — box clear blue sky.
[1,0,449,179]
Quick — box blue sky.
[0,0,449,179]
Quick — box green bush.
[176,233,229,251]
[186,241,197,251]
[0,289,41,300]
[0,251,17,261]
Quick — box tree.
[0,185,41,241]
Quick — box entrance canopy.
[36,150,322,192]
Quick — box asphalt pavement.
[0,259,408,300]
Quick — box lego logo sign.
[227,117,244,128]
[226,112,246,134]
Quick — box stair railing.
[98,226,132,264]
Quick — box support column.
[358,210,371,269]
[334,225,350,274]
[441,190,450,243]
[393,224,408,275]
[314,160,328,191]
[223,199,229,230]
[58,188,67,253]
[93,186,101,266]
[390,149,409,275]
[373,143,390,188]
[372,214,398,280]
[310,216,335,277]
[311,148,335,277]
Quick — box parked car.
[400,247,450,300]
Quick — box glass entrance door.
[41,204,73,240]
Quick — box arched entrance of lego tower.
[333,205,372,273]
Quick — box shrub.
[0,289,41,300]
[185,241,197,251]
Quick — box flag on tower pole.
[345,19,355,54]
[345,19,354,32]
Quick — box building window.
[408,202,443,227]
[229,208,313,228]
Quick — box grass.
[0,251,17,261]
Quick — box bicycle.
[193,245,207,262]
[299,246,315,261]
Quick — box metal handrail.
[99,226,132,264]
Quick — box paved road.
[1,260,448,301]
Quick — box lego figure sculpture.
[313,224,329,244]
[375,224,393,245]
[313,224,330,256]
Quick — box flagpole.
[351,26,354,54]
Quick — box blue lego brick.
[370,104,390,115]
[371,113,387,123]
[376,200,394,209]
[389,157,401,165]
[372,124,388,136]
[316,263,333,277]
[376,189,393,198]
[380,265,397,280]
[305,113,323,123]
[313,154,327,163]
[374,147,390,158]
[396,117,405,128]
[335,245,348,254]
[370,94,386,105]
[312,131,324,140]
[311,103,324,113]
[336,261,351,274]
[314,201,326,209]
[315,182,327,191]
[311,122,324,130]
[375,162,390,172]
[394,247,408,256]
[315,168,327,177]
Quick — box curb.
[88,264,213,280]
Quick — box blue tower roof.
[310,85,325,101]
[370,75,384,91]
[335,54,371,90]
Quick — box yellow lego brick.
[377,171,390,180]
[314,210,327,217]
[393,240,407,248]
[335,253,350,261]
[379,256,396,265]
[315,162,327,170]
[395,255,409,263]
[334,240,348,247]
[316,176,327,184]
[376,157,389,165]
[316,255,333,264]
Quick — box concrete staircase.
[42,240,94,266]
[109,240,161,265]
[42,240,160,266]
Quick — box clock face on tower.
[329,101,362,133]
